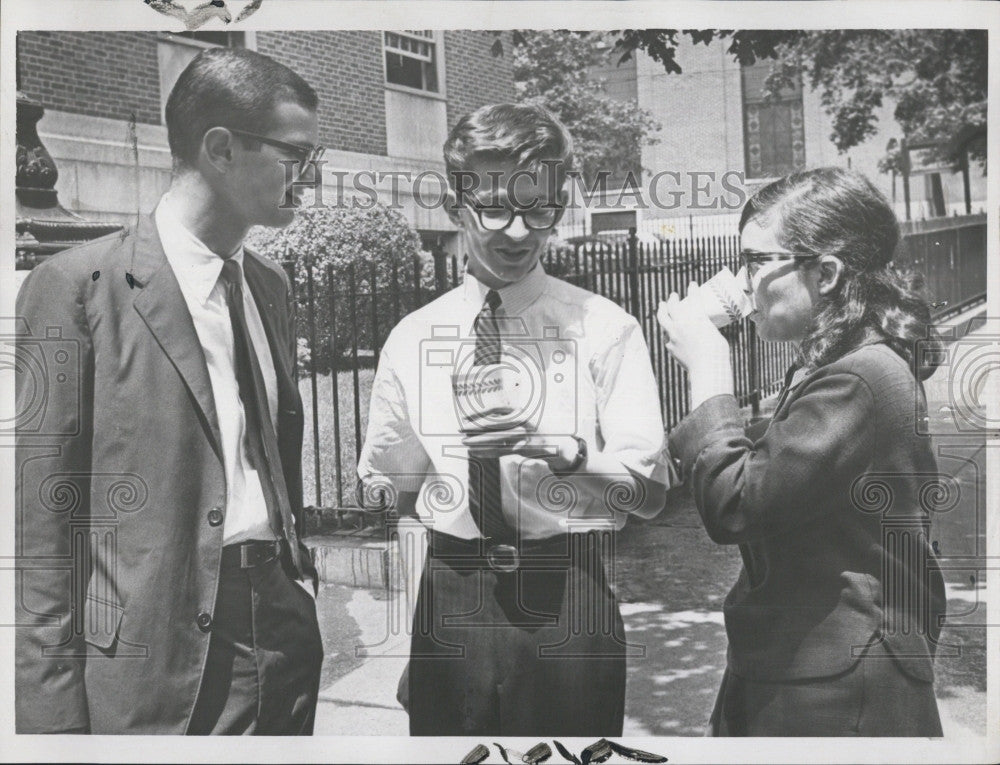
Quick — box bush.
[247,204,434,374]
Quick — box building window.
[741,61,805,179]
[384,31,439,93]
[157,31,246,122]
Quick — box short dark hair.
[443,103,574,193]
[740,167,941,379]
[165,47,318,169]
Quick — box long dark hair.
[739,167,941,379]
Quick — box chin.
[263,208,297,229]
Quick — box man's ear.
[202,126,236,174]
[816,254,844,296]
[445,189,463,227]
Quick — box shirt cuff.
[667,394,743,476]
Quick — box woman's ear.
[816,255,844,296]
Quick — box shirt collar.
[155,193,244,306]
[462,261,548,316]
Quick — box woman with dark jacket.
[658,167,947,736]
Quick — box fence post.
[432,236,449,295]
[627,227,641,321]
[325,264,345,510]
[282,259,298,381]
[305,263,323,507]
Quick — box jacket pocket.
[82,594,125,651]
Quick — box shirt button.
[207,508,224,527]
[196,612,213,632]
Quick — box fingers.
[657,294,680,344]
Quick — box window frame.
[382,30,447,101]
[156,30,252,50]
[155,31,252,125]
[740,61,805,181]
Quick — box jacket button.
[196,612,213,632]
[207,508,224,527]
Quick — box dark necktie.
[467,290,512,544]
[220,259,305,576]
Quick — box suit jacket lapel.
[129,215,225,463]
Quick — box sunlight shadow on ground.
[623,604,728,736]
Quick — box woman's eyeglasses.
[739,250,816,278]
[226,128,326,173]
[465,198,564,232]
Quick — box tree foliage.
[247,204,431,371]
[496,29,987,171]
[511,30,661,186]
[755,30,987,169]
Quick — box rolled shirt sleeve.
[357,343,431,500]
[592,318,669,484]
[533,315,669,525]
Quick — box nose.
[734,265,757,311]
[735,265,751,292]
[293,158,318,185]
[504,214,531,241]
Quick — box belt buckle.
[240,541,279,569]
[486,544,520,573]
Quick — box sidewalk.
[310,304,990,741]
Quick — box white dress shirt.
[358,263,670,540]
[155,195,279,545]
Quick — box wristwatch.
[551,436,587,478]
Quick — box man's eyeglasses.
[226,128,325,172]
[465,198,564,232]
[739,250,816,278]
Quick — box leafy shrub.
[247,204,435,373]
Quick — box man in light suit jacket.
[16,47,325,734]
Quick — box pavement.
[308,304,992,745]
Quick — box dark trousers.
[405,531,627,737]
[187,545,324,735]
[711,641,943,736]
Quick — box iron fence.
[293,214,988,518]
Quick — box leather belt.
[428,530,579,573]
[221,539,284,569]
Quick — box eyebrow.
[471,194,559,209]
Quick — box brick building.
[17,29,515,251]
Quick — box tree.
[497,29,987,171]
[768,30,988,170]
[511,30,661,187]
[246,203,431,372]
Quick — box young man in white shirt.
[358,103,669,736]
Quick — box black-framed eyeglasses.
[739,249,817,278]
[465,198,564,232]
[226,127,325,170]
